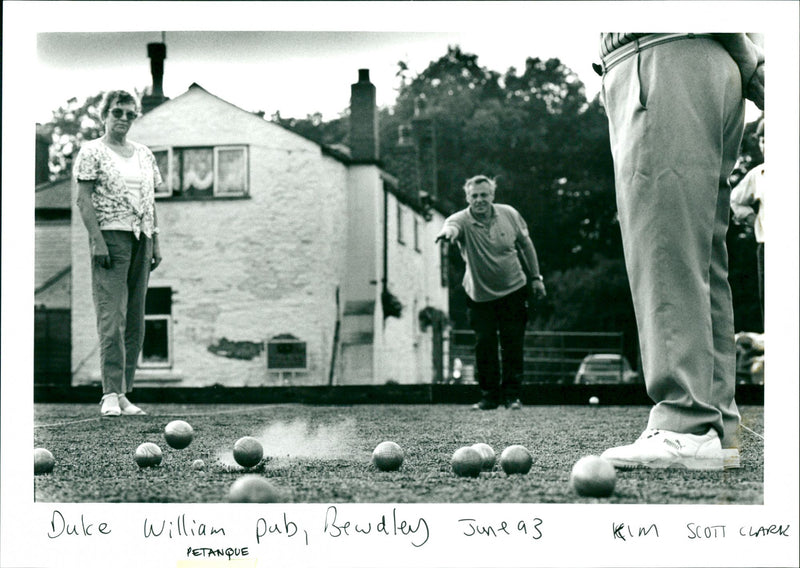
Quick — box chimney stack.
[141,42,169,114]
[349,69,379,162]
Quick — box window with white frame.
[139,286,173,369]
[152,150,171,198]
[151,145,248,199]
[215,146,248,196]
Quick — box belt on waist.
[593,33,714,76]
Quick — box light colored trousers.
[602,37,744,447]
[91,230,152,395]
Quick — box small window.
[397,204,405,245]
[413,217,421,252]
[181,148,214,197]
[215,146,248,197]
[267,334,307,371]
[152,149,172,198]
[139,286,172,369]
[150,145,249,200]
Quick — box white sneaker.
[118,394,146,416]
[601,428,724,471]
[100,394,121,417]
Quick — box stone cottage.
[69,43,449,388]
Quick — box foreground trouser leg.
[123,234,153,393]
[603,37,744,441]
[92,231,133,395]
[468,298,502,404]
[497,287,528,402]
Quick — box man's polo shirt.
[443,204,529,302]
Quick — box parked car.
[574,354,640,384]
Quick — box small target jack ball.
[451,446,483,478]
[500,445,533,475]
[191,459,206,471]
[164,420,194,449]
[135,442,163,468]
[34,448,55,475]
[471,443,496,471]
[233,436,264,468]
[571,455,616,497]
[228,475,281,503]
[589,396,600,405]
[372,441,404,471]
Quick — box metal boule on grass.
[34,448,55,475]
[570,455,616,497]
[228,475,281,503]
[164,420,194,449]
[372,441,404,471]
[233,436,264,468]
[451,446,483,478]
[500,445,533,475]
[192,459,206,471]
[589,396,600,405]
[471,443,496,471]
[135,442,163,468]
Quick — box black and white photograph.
[2,2,798,567]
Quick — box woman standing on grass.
[74,90,163,417]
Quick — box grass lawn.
[33,403,764,504]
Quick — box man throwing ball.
[598,33,764,470]
[436,175,546,410]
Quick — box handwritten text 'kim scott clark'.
[611,521,791,541]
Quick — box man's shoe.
[722,448,741,470]
[600,428,724,471]
[118,394,146,416]
[100,394,121,417]
[471,399,499,410]
[506,399,523,410]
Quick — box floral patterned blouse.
[74,138,162,239]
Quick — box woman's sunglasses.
[110,108,139,121]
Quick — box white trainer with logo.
[601,428,725,471]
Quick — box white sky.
[35,29,605,124]
[3,3,799,568]
[31,2,768,125]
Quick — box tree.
[270,110,348,148]
[381,47,619,274]
[359,46,636,351]
[40,88,147,181]
[40,93,104,180]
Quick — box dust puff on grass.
[214,417,362,470]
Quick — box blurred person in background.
[74,90,163,417]
[436,175,546,410]
[731,118,766,325]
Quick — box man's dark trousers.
[467,286,528,404]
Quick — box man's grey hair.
[463,175,497,193]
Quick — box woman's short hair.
[463,175,497,193]
[99,90,140,119]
